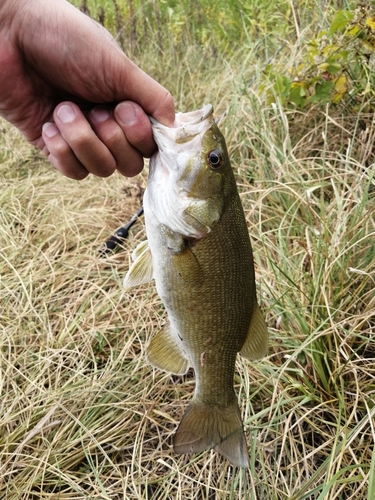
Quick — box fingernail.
[57,104,76,123]
[90,107,111,123]
[116,102,136,125]
[42,122,59,138]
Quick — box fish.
[123,104,268,468]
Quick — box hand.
[0,0,175,179]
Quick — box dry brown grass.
[1,4,375,495]
[1,95,374,498]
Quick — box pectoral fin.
[173,246,204,287]
[131,239,149,261]
[147,323,190,375]
[240,303,268,360]
[123,241,153,288]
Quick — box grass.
[1,0,375,498]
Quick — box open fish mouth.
[150,103,213,127]
[172,103,213,127]
[150,104,214,147]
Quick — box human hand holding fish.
[0,0,174,179]
[124,104,269,468]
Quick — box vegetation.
[1,0,374,498]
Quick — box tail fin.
[173,400,249,468]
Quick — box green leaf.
[332,75,348,103]
[329,10,354,35]
[274,74,291,96]
[309,81,334,104]
[346,24,361,37]
[318,61,342,75]
[289,84,306,108]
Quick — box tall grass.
[77,0,292,56]
[1,0,374,498]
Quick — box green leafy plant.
[260,2,375,110]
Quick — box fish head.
[147,104,233,239]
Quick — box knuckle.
[52,140,71,159]
[98,163,116,178]
[116,152,144,177]
[103,127,124,146]
[70,129,92,149]
[159,90,175,117]
[49,154,88,180]
[131,127,150,147]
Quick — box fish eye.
[207,150,223,169]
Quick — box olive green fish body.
[124,105,268,467]
[147,188,255,396]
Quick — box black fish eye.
[207,150,223,169]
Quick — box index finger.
[112,59,175,127]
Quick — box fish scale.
[124,104,269,467]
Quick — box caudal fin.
[173,400,249,468]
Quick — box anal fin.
[240,302,269,360]
[147,323,189,375]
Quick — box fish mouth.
[150,103,213,127]
[150,104,214,146]
[172,104,213,127]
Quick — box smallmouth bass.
[124,104,268,468]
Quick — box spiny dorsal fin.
[240,302,269,360]
[173,399,249,468]
[123,240,153,288]
[147,323,190,375]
